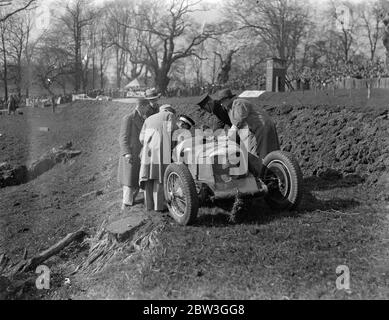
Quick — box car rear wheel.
[164,163,199,225]
[262,151,303,211]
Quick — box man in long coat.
[118,98,152,210]
[139,104,177,211]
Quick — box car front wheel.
[164,163,199,225]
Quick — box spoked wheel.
[262,151,303,211]
[164,163,199,225]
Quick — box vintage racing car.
[164,134,303,225]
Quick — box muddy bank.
[0,142,81,188]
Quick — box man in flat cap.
[139,104,177,211]
[118,97,153,210]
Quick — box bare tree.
[0,0,36,22]
[106,0,146,88]
[59,0,96,92]
[215,49,238,84]
[358,0,384,61]
[329,1,357,63]
[225,0,310,66]
[7,12,33,97]
[96,26,110,90]
[34,33,73,94]
[115,0,216,93]
[0,19,10,101]
[0,0,36,100]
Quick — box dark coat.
[206,100,233,130]
[229,98,280,160]
[117,110,144,187]
[7,96,17,112]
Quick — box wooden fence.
[288,77,389,91]
[333,77,389,89]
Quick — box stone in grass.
[106,215,147,242]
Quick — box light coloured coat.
[229,98,280,160]
[139,109,177,187]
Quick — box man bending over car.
[194,88,280,177]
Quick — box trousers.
[143,180,166,211]
[122,186,139,206]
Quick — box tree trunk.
[115,47,121,89]
[154,68,170,94]
[16,57,22,98]
[74,26,82,93]
[217,50,237,85]
[2,31,8,103]
[100,61,104,90]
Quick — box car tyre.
[262,151,303,211]
[164,163,199,225]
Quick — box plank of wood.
[21,228,87,272]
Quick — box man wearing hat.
[139,104,177,211]
[145,88,161,115]
[194,89,236,130]
[174,114,196,144]
[228,98,280,174]
[118,97,153,210]
[195,88,280,177]
[177,114,195,131]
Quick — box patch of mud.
[0,142,81,188]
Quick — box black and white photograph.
[0,0,388,303]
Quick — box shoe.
[121,203,132,211]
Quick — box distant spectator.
[7,94,17,115]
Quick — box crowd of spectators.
[288,59,389,90]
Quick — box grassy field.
[0,92,388,299]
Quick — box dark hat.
[192,93,210,108]
[178,115,195,127]
[145,88,161,100]
[212,88,236,101]
[135,97,150,107]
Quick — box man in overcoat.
[139,104,177,211]
[118,97,152,210]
